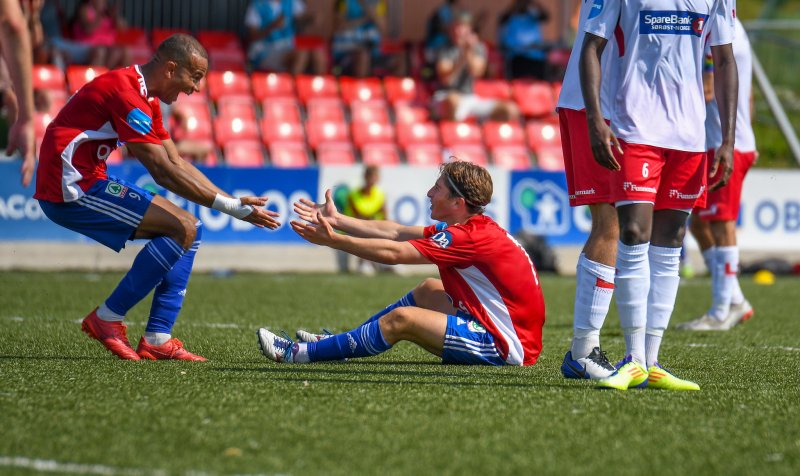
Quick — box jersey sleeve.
[149,99,171,141]
[707,0,735,47]
[107,90,167,145]
[409,223,475,267]
[584,0,621,40]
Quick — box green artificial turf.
[1,272,798,475]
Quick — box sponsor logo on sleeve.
[640,11,709,37]
[588,0,604,19]
[126,108,153,135]
[431,230,453,249]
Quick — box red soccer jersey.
[409,215,545,365]
[35,65,170,203]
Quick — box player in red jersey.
[34,34,279,361]
[257,161,546,366]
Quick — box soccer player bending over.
[257,161,545,366]
[35,34,279,361]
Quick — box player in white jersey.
[557,0,621,380]
[679,17,756,331]
[580,0,738,390]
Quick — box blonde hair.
[439,160,492,213]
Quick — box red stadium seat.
[316,142,356,165]
[252,72,295,100]
[207,70,252,101]
[512,80,556,118]
[440,121,483,147]
[224,140,265,167]
[129,45,154,65]
[383,77,419,103]
[296,75,339,102]
[350,100,390,124]
[361,143,401,166]
[213,116,259,147]
[397,121,440,148]
[491,145,531,170]
[526,120,562,152]
[405,143,443,167]
[447,144,489,166]
[474,79,512,100]
[32,64,66,90]
[483,121,525,148]
[197,30,241,51]
[151,28,190,47]
[262,97,302,123]
[115,27,148,46]
[260,120,305,146]
[66,65,108,93]
[535,145,566,171]
[41,89,68,114]
[170,102,212,138]
[339,77,384,103]
[269,142,310,168]
[217,95,257,120]
[393,102,430,124]
[351,122,395,147]
[208,48,246,71]
[306,120,349,150]
[295,35,327,50]
[33,111,55,139]
[175,112,213,142]
[306,97,346,123]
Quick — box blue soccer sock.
[146,223,202,335]
[359,291,416,326]
[103,235,187,319]
[306,320,391,362]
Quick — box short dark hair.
[439,160,492,213]
[155,34,208,67]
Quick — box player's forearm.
[712,45,738,145]
[332,235,425,265]
[162,140,227,198]
[579,34,607,125]
[333,214,409,240]
[0,11,34,122]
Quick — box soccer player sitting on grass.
[256,161,545,366]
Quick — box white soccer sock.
[725,246,745,305]
[702,247,716,275]
[646,245,681,367]
[709,246,740,320]
[143,332,171,346]
[293,343,310,363]
[571,253,615,358]
[96,302,124,322]
[616,242,649,364]
[645,328,663,368]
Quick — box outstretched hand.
[240,196,281,230]
[290,212,338,248]
[293,188,339,228]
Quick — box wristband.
[211,194,254,219]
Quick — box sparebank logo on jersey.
[588,0,604,19]
[640,10,709,37]
[467,320,486,333]
[105,182,128,198]
[511,178,569,235]
[431,230,453,249]
[126,108,152,135]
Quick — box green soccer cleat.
[647,363,700,391]
[595,355,648,390]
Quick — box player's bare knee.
[381,308,413,337]
[171,213,198,249]
[619,221,649,245]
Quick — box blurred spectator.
[245,0,326,74]
[21,0,46,63]
[340,165,388,275]
[433,12,519,122]
[331,0,403,77]
[497,0,550,80]
[38,0,91,68]
[424,0,463,63]
[71,0,130,69]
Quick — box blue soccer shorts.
[39,176,154,252]
[441,311,506,366]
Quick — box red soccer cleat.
[136,337,207,362]
[81,308,141,360]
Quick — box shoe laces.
[588,347,615,371]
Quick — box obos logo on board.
[640,11,709,37]
[512,178,569,235]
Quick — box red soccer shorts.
[559,108,614,206]
[611,140,707,210]
[694,149,757,221]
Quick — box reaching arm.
[579,32,621,171]
[291,213,430,265]
[709,43,738,191]
[294,189,424,241]
[126,141,280,229]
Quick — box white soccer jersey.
[557,0,619,116]
[705,17,756,152]
[585,0,736,152]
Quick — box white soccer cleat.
[676,311,738,331]
[561,347,617,380]
[728,299,754,324]
[295,329,334,343]
[256,328,294,363]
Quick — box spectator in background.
[424,0,463,64]
[344,165,388,275]
[332,0,402,77]
[498,0,550,80]
[38,0,92,68]
[245,0,326,74]
[0,0,36,186]
[433,12,519,122]
[21,0,45,64]
[71,0,129,69]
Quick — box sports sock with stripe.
[358,291,416,326]
[571,253,615,359]
[305,320,391,362]
[709,246,739,319]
